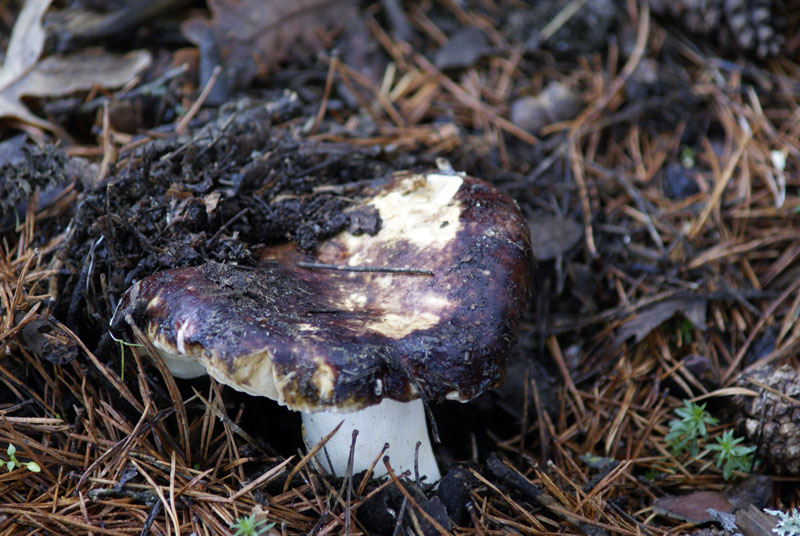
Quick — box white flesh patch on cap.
[367,311,441,339]
[319,172,464,340]
[350,173,462,262]
[341,291,368,309]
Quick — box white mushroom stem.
[153,350,442,482]
[302,398,441,483]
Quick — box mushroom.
[116,169,533,483]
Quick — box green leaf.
[7,444,15,457]
[707,429,755,480]
[26,462,41,473]
[231,513,273,536]
[665,400,718,457]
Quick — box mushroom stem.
[302,398,441,483]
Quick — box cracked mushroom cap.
[118,170,533,412]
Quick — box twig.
[230,457,294,500]
[539,0,590,42]
[74,400,153,492]
[310,55,338,135]
[382,458,450,536]
[176,65,222,134]
[283,420,344,493]
[687,117,753,238]
[414,53,539,146]
[567,0,650,257]
[296,262,434,276]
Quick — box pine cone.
[648,0,783,57]
[734,365,800,474]
[722,0,783,57]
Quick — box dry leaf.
[0,0,151,131]
[654,490,734,524]
[182,0,358,88]
[0,0,54,129]
[528,214,583,260]
[17,49,152,99]
[614,296,707,345]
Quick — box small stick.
[309,55,338,135]
[283,420,343,492]
[357,443,389,496]
[539,0,590,42]
[390,496,409,536]
[296,262,433,276]
[343,430,357,536]
[176,65,221,134]
[383,459,450,536]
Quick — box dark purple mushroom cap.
[119,170,533,412]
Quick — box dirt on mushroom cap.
[119,170,533,412]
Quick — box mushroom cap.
[119,170,533,412]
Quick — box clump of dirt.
[0,134,87,231]
[57,100,398,353]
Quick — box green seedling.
[231,513,273,536]
[707,429,755,480]
[680,146,696,168]
[678,318,694,345]
[109,330,144,382]
[5,444,41,473]
[665,400,718,457]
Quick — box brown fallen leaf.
[182,0,358,90]
[15,49,152,100]
[528,214,583,260]
[0,0,151,132]
[654,490,734,524]
[0,0,54,129]
[614,296,707,345]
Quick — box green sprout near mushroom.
[664,400,756,481]
[4,444,41,473]
[665,400,718,457]
[706,429,755,481]
[231,513,274,536]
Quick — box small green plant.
[231,513,273,536]
[680,145,696,168]
[707,429,755,480]
[109,331,144,382]
[678,318,694,345]
[765,507,800,536]
[665,400,718,456]
[4,444,41,473]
